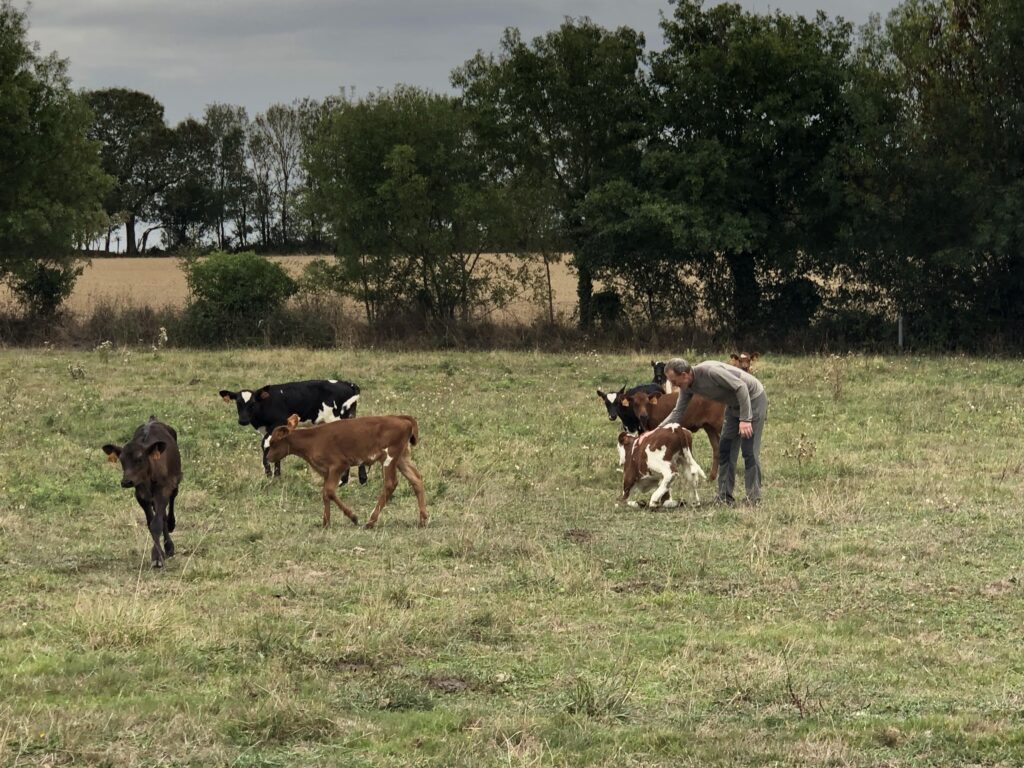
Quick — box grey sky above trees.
[29,0,897,123]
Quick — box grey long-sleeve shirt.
[659,361,767,427]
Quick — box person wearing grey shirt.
[638,358,768,505]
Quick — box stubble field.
[1,349,1023,766]
[0,256,581,322]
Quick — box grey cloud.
[27,0,898,123]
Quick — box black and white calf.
[596,383,665,434]
[219,379,367,483]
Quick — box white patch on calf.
[606,392,617,404]
[339,394,359,415]
[643,445,677,507]
[383,448,393,467]
[241,391,253,403]
[617,441,626,467]
[315,401,337,424]
[328,379,338,383]
[262,433,272,450]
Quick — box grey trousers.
[717,394,768,503]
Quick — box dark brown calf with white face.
[265,414,427,529]
[621,390,724,482]
[102,417,182,568]
[618,426,706,507]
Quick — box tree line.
[2,0,1022,348]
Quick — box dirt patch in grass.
[564,528,594,544]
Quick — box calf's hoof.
[351,517,359,526]
[164,540,175,557]
[151,558,164,569]
[363,522,376,530]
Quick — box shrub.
[8,260,83,317]
[179,251,297,344]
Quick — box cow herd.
[599,356,756,509]
[101,377,425,567]
[101,354,759,569]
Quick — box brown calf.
[622,390,724,482]
[102,416,182,568]
[729,352,759,373]
[264,414,427,529]
[618,426,706,507]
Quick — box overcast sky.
[27,0,899,124]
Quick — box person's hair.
[665,358,691,375]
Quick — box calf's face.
[729,353,756,372]
[219,388,270,425]
[627,391,661,431]
[596,387,626,421]
[263,414,299,463]
[102,439,166,488]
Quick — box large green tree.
[453,19,651,328]
[847,0,1024,346]
[0,0,108,315]
[86,87,172,254]
[305,86,529,326]
[652,1,855,337]
[155,118,217,250]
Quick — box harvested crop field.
[23,255,582,321]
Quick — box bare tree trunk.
[125,214,138,256]
[104,227,111,253]
[544,253,555,324]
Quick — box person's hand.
[739,421,753,439]
[636,430,653,446]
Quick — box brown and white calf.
[618,425,707,508]
[620,390,724,481]
[264,414,427,529]
[102,416,182,568]
[729,352,759,373]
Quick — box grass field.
[2,349,1023,766]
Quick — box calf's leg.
[365,463,399,529]
[649,471,676,508]
[326,467,359,526]
[396,453,428,527]
[705,426,720,482]
[149,496,168,568]
[164,487,177,557]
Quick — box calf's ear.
[649,395,660,404]
[597,389,607,399]
[102,444,121,463]
[219,390,236,402]
[620,397,631,407]
[729,354,740,363]
[147,441,167,460]
[286,413,300,428]
[259,389,272,401]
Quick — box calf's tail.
[403,416,419,446]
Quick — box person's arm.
[658,390,692,429]
[708,365,753,421]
